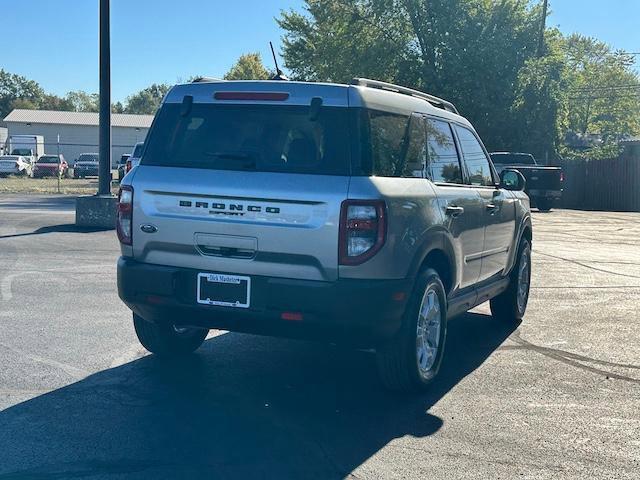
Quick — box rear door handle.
[445,205,465,217]
[486,203,499,213]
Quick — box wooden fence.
[557,157,640,212]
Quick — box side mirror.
[500,169,526,191]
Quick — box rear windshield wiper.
[204,152,254,160]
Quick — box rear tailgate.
[521,166,562,191]
[130,166,348,281]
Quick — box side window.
[425,118,463,184]
[368,111,426,177]
[454,125,494,186]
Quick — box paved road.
[0,195,638,479]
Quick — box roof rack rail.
[351,78,459,114]
[191,76,224,83]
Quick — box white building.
[3,109,153,166]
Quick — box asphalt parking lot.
[0,195,638,479]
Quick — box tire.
[133,313,209,357]
[376,268,448,392]
[490,238,531,322]
[536,197,553,212]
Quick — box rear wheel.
[133,313,209,357]
[376,268,447,391]
[490,238,531,322]
[536,197,553,212]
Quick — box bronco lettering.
[178,200,280,215]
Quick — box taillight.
[125,160,132,172]
[117,186,133,245]
[339,200,386,265]
[560,171,565,182]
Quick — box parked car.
[125,142,144,174]
[118,154,131,181]
[117,78,532,392]
[6,135,45,166]
[0,155,33,177]
[73,153,99,178]
[489,152,563,212]
[32,154,68,178]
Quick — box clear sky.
[2,0,638,102]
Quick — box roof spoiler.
[191,77,225,83]
[351,78,459,114]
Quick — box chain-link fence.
[3,140,137,169]
[1,139,137,194]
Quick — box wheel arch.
[505,215,533,275]
[408,228,457,296]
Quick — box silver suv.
[117,78,532,391]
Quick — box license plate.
[197,273,250,308]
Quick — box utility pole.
[76,0,116,227]
[98,0,111,195]
[537,0,549,57]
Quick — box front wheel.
[133,313,209,357]
[490,238,531,322]
[376,268,447,391]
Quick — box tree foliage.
[278,0,640,160]
[0,69,172,119]
[0,69,46,119]
[223,53,273,80]
[561,34,640,159]
[65,90,100,112]
[124,83,171,115]
[279,0,544,152]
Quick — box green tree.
[561,34,640,158]
[40,94,75,111]
[111,101,125,114]
[224,53,273,80]
[509,31,570,161]
[65,90,99,112]
[0,69,45,118]
[124,83,171,114]
[278,0,545,152]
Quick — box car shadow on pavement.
[0,312,516,479]
[0,196,77,211]
[0,224,113,239]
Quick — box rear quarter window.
[365,111,427,178]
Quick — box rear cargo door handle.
[445,205,465,217]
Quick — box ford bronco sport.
[117,78,532,391]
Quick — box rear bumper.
[33,169,58,177]
[75,170,99,176]
[528,189,562,198]
[117,257,412,346]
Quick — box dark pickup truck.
[490,152,563,211]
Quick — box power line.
[568,94,640,100]
[569,85,640,93]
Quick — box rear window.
[142,103,352,175]
[78,154,98,162]
[11,149,32,156]
[38,156,59,164]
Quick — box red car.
[33,155,68,178]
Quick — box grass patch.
[0,175,119,195]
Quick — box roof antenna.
[269,42,288,81]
